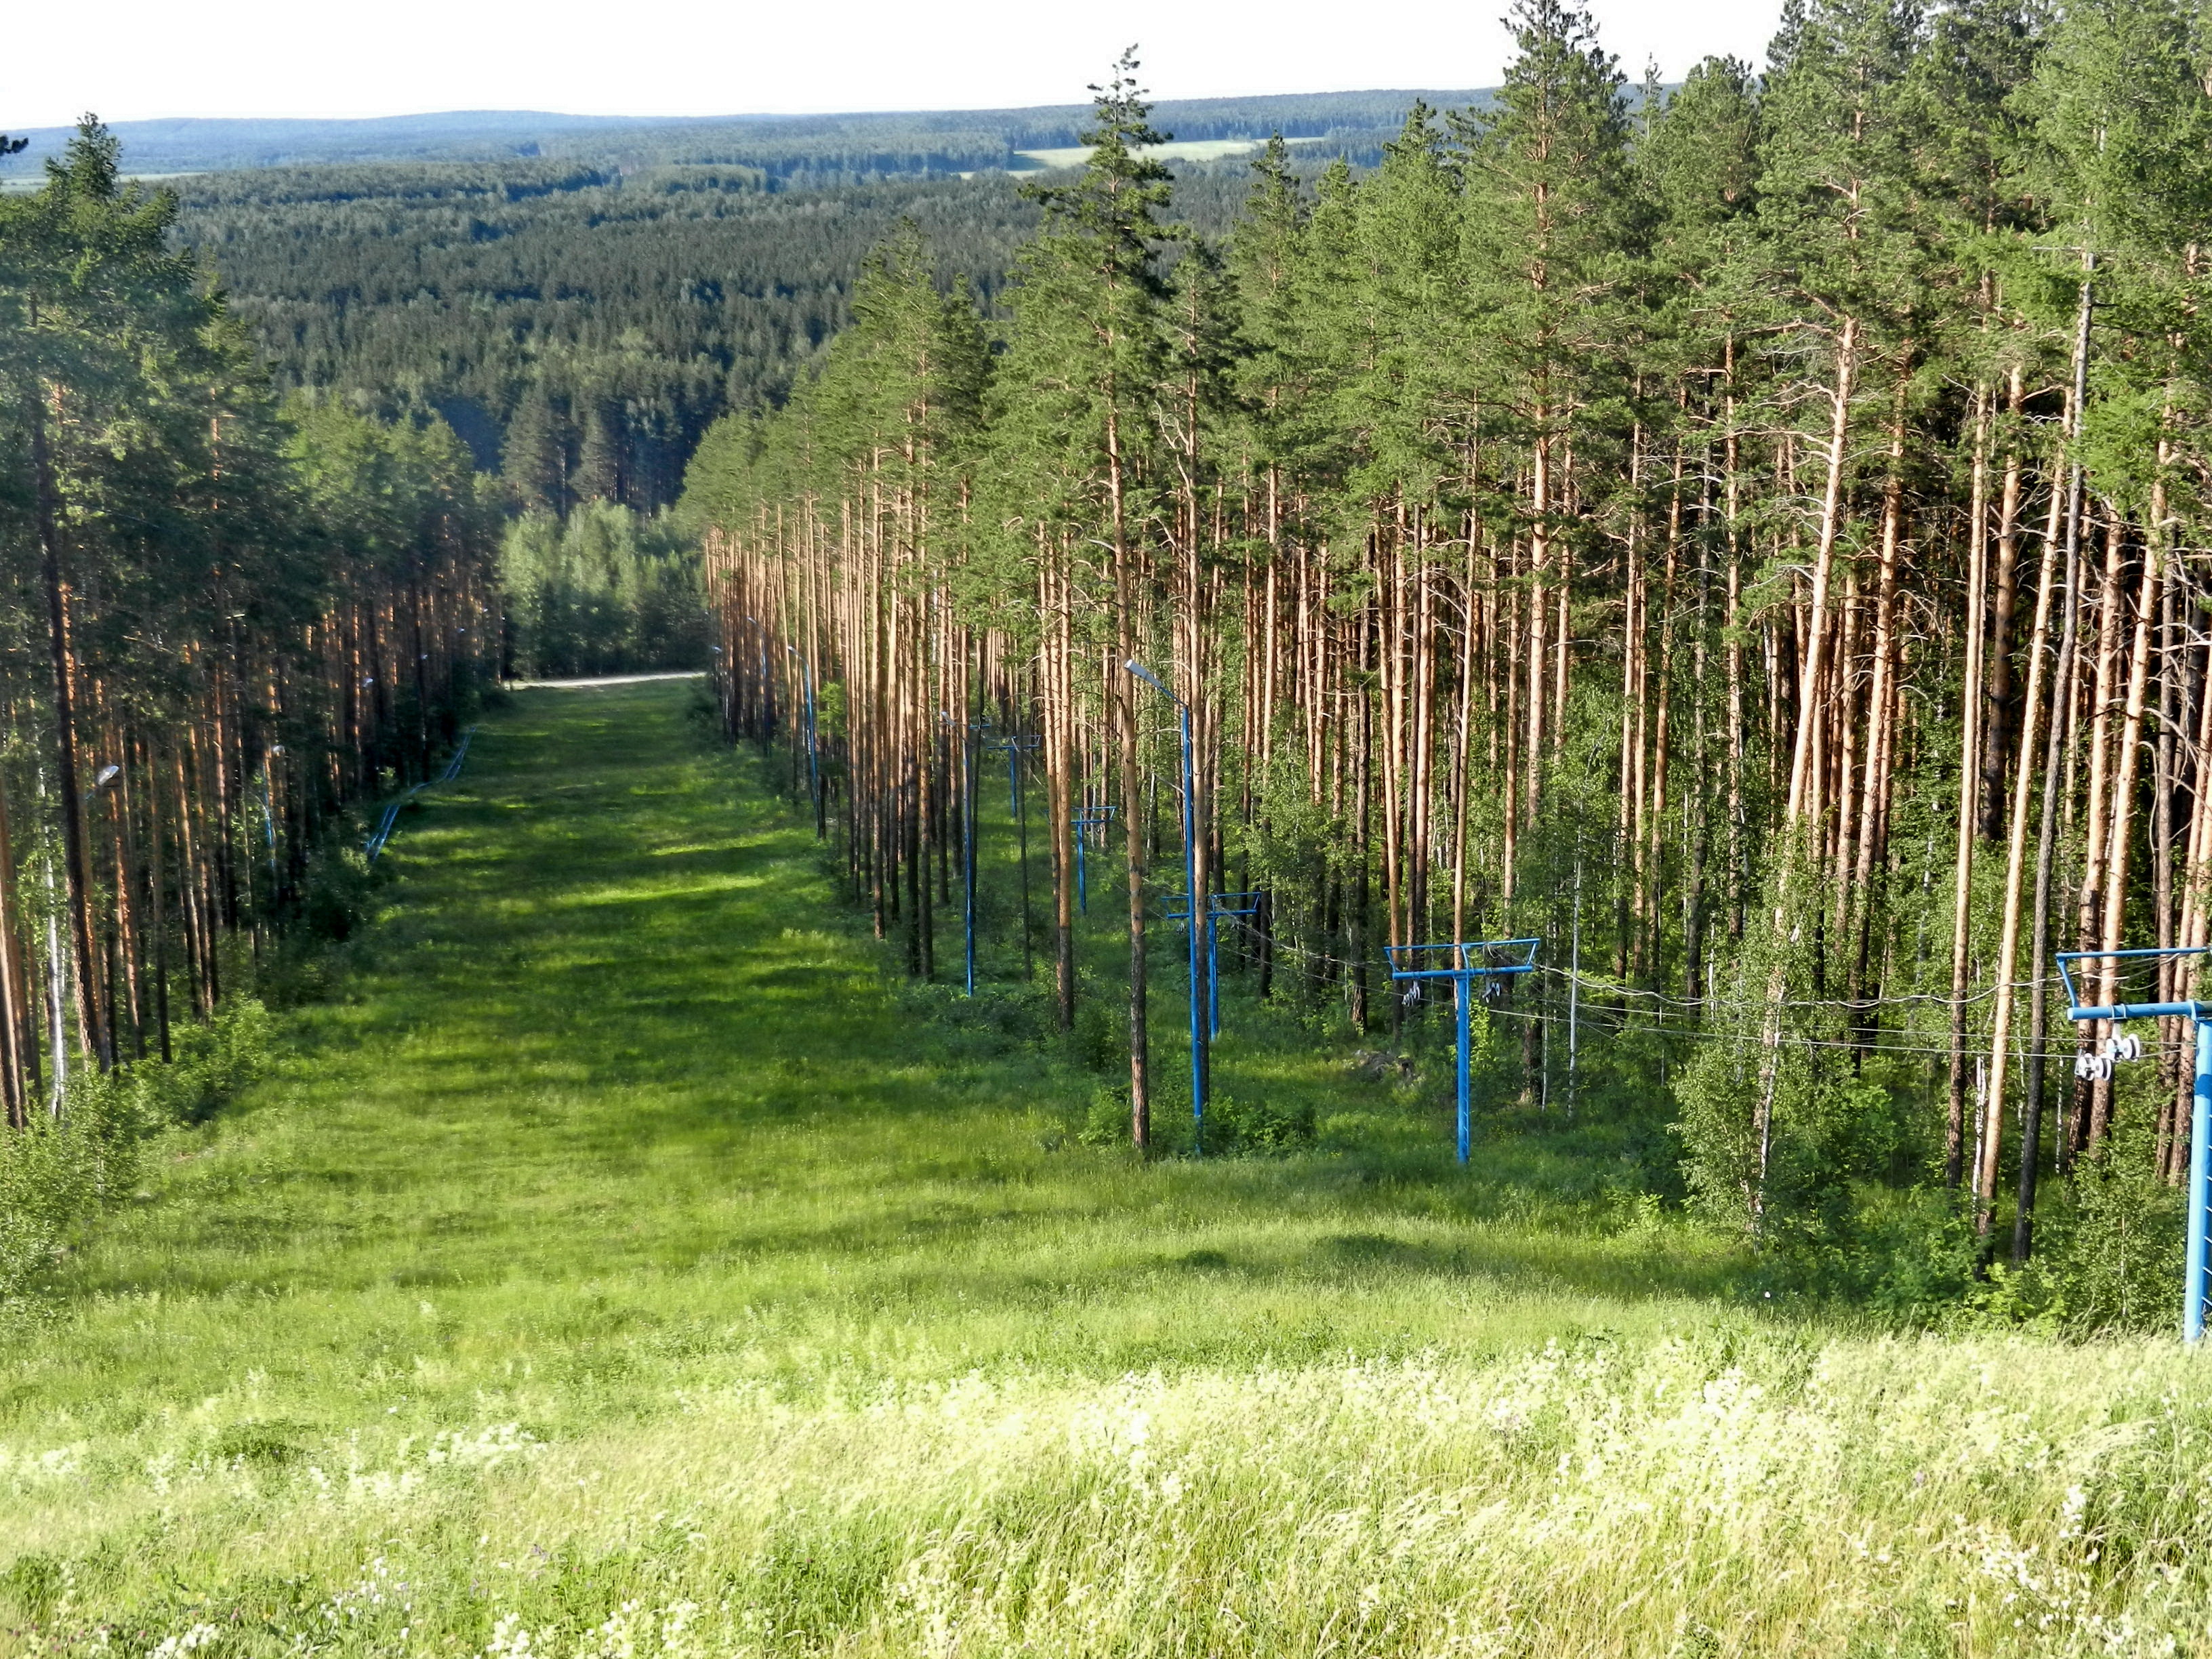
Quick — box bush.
[1079,1084,1133,1148]
[0,999,273,1303]
[1080,1085,1315,1155]
[1967,1124,2185,1338]
[1204,1090,1317,1153]
[138,999,274,1126]
[1757,1184,1982,1324]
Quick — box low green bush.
[1079,1084,1314,1155]
[1966,1125,2186,1337]
[0,998,272,1303]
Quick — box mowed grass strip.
[4,680,2209,1655]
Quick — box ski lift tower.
[1387,938,1539,1164]
[2056,945,2212,1343]
[1071,803,1117,915]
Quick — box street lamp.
[1124,658,1208,1151]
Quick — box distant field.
[5,680,2212,1656]
[1012,135,1331,171]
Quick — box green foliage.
[499,501,705,678]
[1202,1089,1319,1153]
[1673,846,1923,1234]
[0,1000,271,1303]
[1970,1122,2188,1337]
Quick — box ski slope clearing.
[3,681,2209,1656]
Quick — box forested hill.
[148,90,1481,512]
[175,169,1044,510]
[1,90,1494,180]
[168,130,1380,513]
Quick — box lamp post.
[785,644,820,834]
[1124,659,1207,1150]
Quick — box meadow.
[5,680,2212,1657]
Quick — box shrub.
[140,999,274,1125]
[1204,1090,1317,1153]
[1967,1124,2185,1338]
[1078,1084,1133,1148]
[0,999,273,1303]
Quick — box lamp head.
[1123,659,1170,699]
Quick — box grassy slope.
[3,680,2211,1656]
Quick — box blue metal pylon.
[1126,659,1206,1151]
[1072,804,1117,916]
[1164,890,1267,1039]
[2057,945,2212,1343]
[1385,938,1539,1164]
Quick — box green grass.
[7,680,2212,1656]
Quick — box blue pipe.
[1176,701,1204,1149]
[1455,971,1472,1164]
[1210,906,1227,1038]
[2191,1020,2211,1344]
[2068,1001,2212,1023]
[962,729,977,998]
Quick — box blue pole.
[963,732,977,998]
[1076,821,1088,916]
[2190,1018,2211,1343]
[1455,970,1472,1165]
[802,665,819,827]
[1179,702,1206,1150]
[1206,905,1221,1040]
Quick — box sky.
[6,0,1787,128]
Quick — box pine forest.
[689,0,2212,1281]
[30,2,2212,1647]
[0,127,498,1139]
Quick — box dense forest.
[38,95,1493,523]
[690,0,2212,1291]
[0,125,497,1130]
[0,92,1492,179]
[171,167,1046,512]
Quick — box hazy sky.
[8,0,1786,128]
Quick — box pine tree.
[502,387,572,516]
[984,51,1182,1146]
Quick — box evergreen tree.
[501,388,572,516]
[573,397,626,505]
[985,52,1182,1142]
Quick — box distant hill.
[7,87,1509,513]
[0,91,1498,182]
